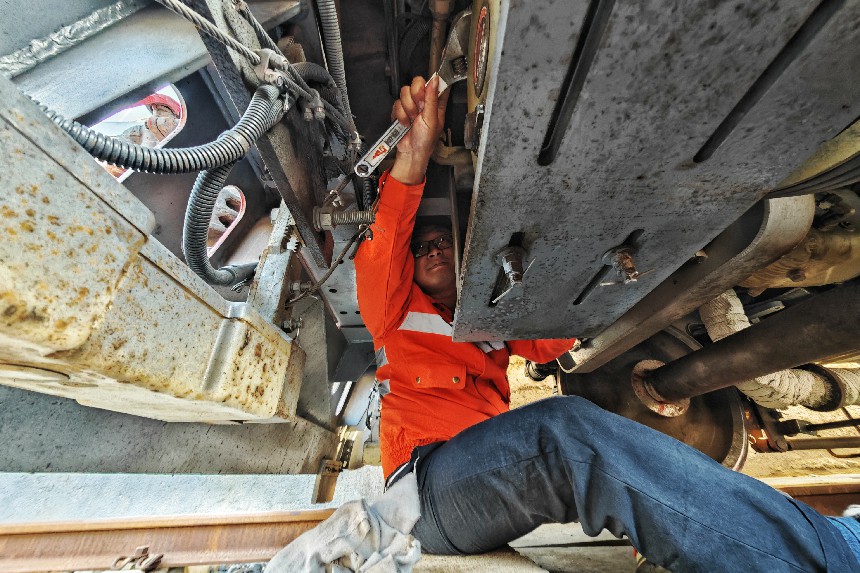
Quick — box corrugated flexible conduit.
[699,290,860,409]
[37,84,283,174]
[316,0,355,131]
[182,92,286,286]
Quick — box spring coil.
[330,210,376,226]
[39,84,282,174]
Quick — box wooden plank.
[763,474,860,515]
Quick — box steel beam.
[0,510,333,573]
[13,5,209,119]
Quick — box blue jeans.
[408,396,859,572]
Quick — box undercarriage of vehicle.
[1,0,859,486]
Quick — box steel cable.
[156,0,261,64]
[155,0,354,137]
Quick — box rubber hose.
[39,84,282,174]
[184,164,240,285]
[183,164,259,287]
[361,176,377,211]
[316,0,354,125]
[399,16,431,75]
[291,61,343,109]
[292,61,337,86]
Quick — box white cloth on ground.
[267,472,422,573]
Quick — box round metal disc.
[559,328,748,470]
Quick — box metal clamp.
[112,546,163,572]
[252,48,289,86]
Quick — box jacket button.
[452,377,460,384]
[415,377,421,384]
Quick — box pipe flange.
[797,363,845,412]
[631,360,690,417]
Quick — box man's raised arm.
[354,77,449,338]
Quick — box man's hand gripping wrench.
[354,9,472,177]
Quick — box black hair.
[411,222,452,240]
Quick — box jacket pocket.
[406,359,467,390]
[387,342,467,390]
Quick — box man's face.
[412,228,456,296]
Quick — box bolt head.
[787,268,807,282]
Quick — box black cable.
[38,84,283,174]
[182,92,285,286]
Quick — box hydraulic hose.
[292,61,337,88]
[399,15,431,77]
[38,84,283,174]
[291,61,342,109]
[316,0,354,128]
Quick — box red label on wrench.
[372,144,389,160]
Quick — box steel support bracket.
[193,0,330,267]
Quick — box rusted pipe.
[428,0,454,75]
[645,284,860,402]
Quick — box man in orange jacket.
[353,77,860,571]
[354,76,575,483]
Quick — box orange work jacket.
[354,172,576,478]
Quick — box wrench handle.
[354,119,412,177]
[353,73,448,177]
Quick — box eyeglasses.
[411,234,454,258]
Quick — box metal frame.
[454,0,860,342]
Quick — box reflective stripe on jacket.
[354,172,576,478]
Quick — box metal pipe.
[646,284,860,401]
[787,437,860,451]
[801,418,860,432]
[428,0,453,75]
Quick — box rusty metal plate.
[0,74,305,423]
[0,114,148,354]
[454,0,860,341]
